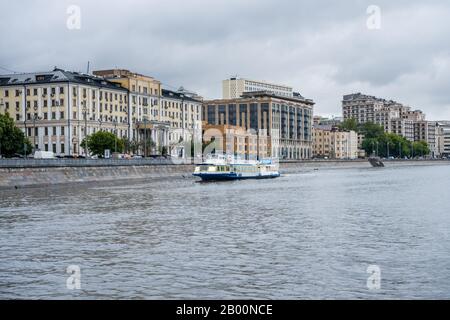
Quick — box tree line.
[339,118,430,158]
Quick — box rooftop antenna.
[86,61,90,74]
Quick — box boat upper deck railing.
[203,154,279,166]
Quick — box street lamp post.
[113,119,118,153]
[399,142,402,159]
[143,117,148,158]
[386,141,390,159]
[181,94,185,159]
[0,100,4,158]
[23,86,29,159]
[23,118,28,159]
[32,114,42,152]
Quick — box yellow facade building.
[313,127,358,159]
[202,122,270,160]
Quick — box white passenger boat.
[193,154,280,181]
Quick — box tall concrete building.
[414,121,438,157]
[203,91,314,160]
[437,122,450,157]
[160,88,202,157]
[342,93,425,142]
[222,77,293,99]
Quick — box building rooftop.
[93,69,159,83]
[0,68,127,91]
[162,89,202,103]
[240,91,314,105]
[225,77,293,90]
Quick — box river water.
[1,164,450,299]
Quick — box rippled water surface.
[1,165,450,299]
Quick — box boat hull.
[193,172,280,181]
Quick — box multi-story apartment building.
[312,126,358,159]
[437,122,450,157]
[0,68,129,156]
[202,123,270,160]
[414,121,438,157]
[203,91,314,160]
[343,93,426,142]
[391,118,415,141]
[222,77,293,99]
[93,69,170,153]
[0,68,203,158]
[160,89,202,157]
[313,116,343,127]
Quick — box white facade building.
[222,77,293,99]
[161,89,202,158]
[0,69,129,156]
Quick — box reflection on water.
[1,165,450,299]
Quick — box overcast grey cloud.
[1,0,450,119]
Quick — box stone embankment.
[0,159,449,189]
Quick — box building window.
[4,90,9,97]
[53,127,57,135]
[33,89,38,96]
[60,112,64,119]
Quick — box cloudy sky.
[1,0,450,120]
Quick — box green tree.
[339,118,358,132]
[140,137,156,157]
[159,146,168,157]
[0,113,32,158]
[81,131,124,157]
[359,122,385,139]
[123,138,141,155]
[412,140,430,157]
